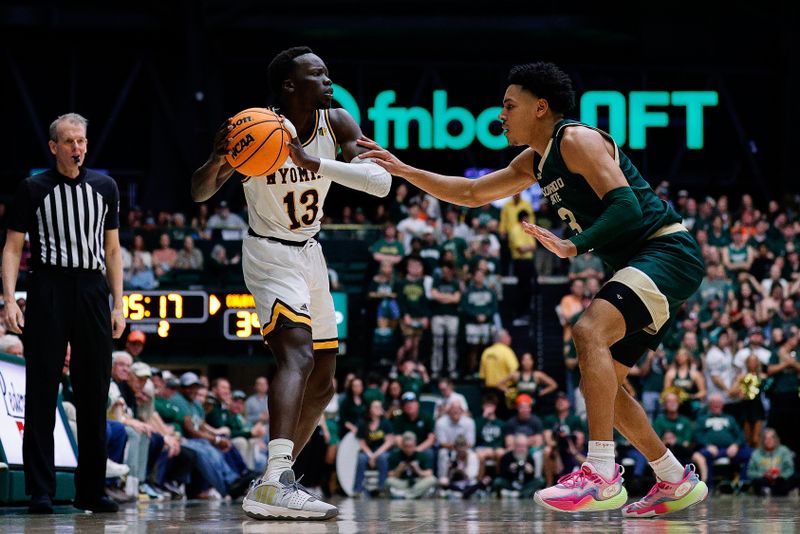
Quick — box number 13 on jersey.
[283,189,320,230]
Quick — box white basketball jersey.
[242,109,337,241]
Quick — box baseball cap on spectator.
[127,330,146,344]
[515,393,534,407]
[678,189,689,198]
[219,200,229,208]
[165,376,180,389]
[555,391,568,400]
[180,371,201,387]
[748,326,763,337]
[401,391,417,403]
[130,362,152,378]
[232,390,247,400]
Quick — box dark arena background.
[1,2,798,532]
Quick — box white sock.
[586,440,616,480]
[649,449,685,483]
[265,438,294,481]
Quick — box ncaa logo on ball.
[230,133,255,160]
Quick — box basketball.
[225,107,290,176]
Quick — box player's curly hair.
[507,62,575,114]
[268,46,314,98]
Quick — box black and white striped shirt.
[8,168,120,271]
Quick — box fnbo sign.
[331,84,718,151]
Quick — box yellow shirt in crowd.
[479,342,520,388]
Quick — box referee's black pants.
[23,268,112,503]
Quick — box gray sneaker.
[242,470,338,521]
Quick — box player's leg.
[240,238,337,520]
[610,354,669,463]
[533,298,629,512]
[292,349,336,456]
[609,353,708,513]
[293,243,341,456]
[534,260,682,512]
[265,326,315,477]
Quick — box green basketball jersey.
[535,119,682,270]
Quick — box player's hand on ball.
[521,221,577,258]
[212,119,233,160]
[285,136,316,170]
[357,136,409,176]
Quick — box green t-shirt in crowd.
[767,352,800,395]
[391,413,434,444]
[168,392,205,433]
[441,237,468,266]
[370,238,405,258]
[388,449,433,481]
[155,396,185,436]
[395,278,431,318]
[695,413,744,448]
[652,413,694,446]
[357,418,394,452]
[476,416,506,448]
[542,413,586,437]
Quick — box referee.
[2,113,125,514]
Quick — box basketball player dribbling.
[357,62,708,517]
[191,46,391,520]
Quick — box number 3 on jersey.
[558,207,584,234]
[283,189,320,230]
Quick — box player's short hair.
[507,62,575,114]
[268,46,314,98]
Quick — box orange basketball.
[225,108,290,176]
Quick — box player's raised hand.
[521,221,577,258]
[356,136,410,176]
[212,119,233,159]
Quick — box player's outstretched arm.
[357,137,536,208]
[283,109,392,197]
[191,119,237,202]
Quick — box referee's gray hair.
[49,113,88,141]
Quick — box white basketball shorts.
[242,235,338,352]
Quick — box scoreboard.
[121,290,348,352]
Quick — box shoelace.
[277,474,322,501]
[557,466,602,489]
[628,481,672,509]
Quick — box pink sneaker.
[622,464,708,518]
[533,462,628,512]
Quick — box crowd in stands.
[2,181,800,501]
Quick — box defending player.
[191,46,391,520]
[357,62,707,517]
